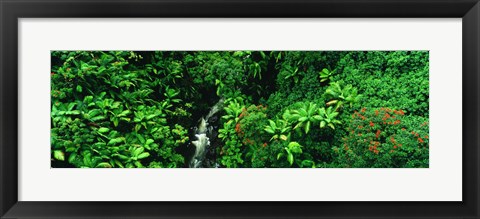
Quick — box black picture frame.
[1,0,479,218]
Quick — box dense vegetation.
[51,51,429,168]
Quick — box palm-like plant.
[277,141,303,166]
[325,82,362,110]
[264,119,291,141]
[282,65,301,83]
[315,106,341,129]
[162,86,182,111]
[221,98,245,123]
[319,68,335,83]
[285,102,321,134]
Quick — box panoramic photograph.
[51,51,429,168]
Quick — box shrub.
[333,51,429,117]
[334,108,429,168]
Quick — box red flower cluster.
[418,138,424,143]
[344,107,417,158]
[390,136,396,144]
[393,109,405,116]
[368,141,380,154]
[382,112,391,121]
[380,107,392,113]
[353,111,366,120]
[235,122,245,137]
[375,130,381,139]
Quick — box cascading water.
[189,98,224,168]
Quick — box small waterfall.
[189,98,224,168]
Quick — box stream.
[189,98,224,168]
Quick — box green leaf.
[268,120,276,129]
[264,127,275,134]
[83,96,93,104]
[287,152,294,166]
[133,147,144,157]
[293,122,303,130]
[53,150,65,161]
[98,127,109,133]
[113,154,129,160]
[112,118,119,127]
[90,115,105,122]
[137,152,150,159]
[145,139,154,145]
[277,153,283,160]
[67,102,76,111]
[320,121,326,128]
[328,124,335,129]
[76,85,83,93]
[137,134,146,144]
[117,110,130,117]
[326,100,338,106]
[88,109,101,117]
[108,137,125,145]
[111,101,121,109]
[301,160,315,168]
[96,162,112,168]
[135,124,141,132]
[66,110,80,115]
[305,121,311,134]
[114,159,124,168]
[68,153,77,163]
[134,161,144,168]
[83,156,92,167]
[288,142,303,154]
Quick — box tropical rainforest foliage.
[51,51,429,168]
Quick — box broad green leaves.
[317,107,341,130]
[221,98,245,123]
[285,102,319,134]
[264,119,291,141]
[51,51,188,168]
[277,141,303,166]
[283,102,341,134]
[319,68,335,83]
[325,81,362,110]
